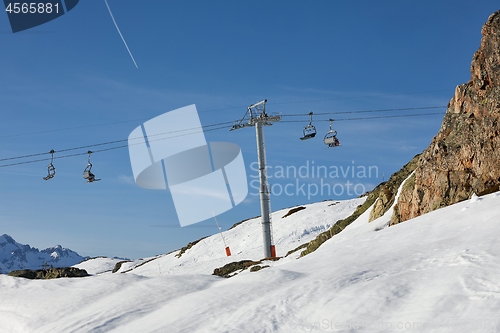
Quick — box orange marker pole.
[212,211,231,257]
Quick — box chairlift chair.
[300,112,317,140]
[324,119,341,148]
[83,151,100,183]
[43,150,56,180]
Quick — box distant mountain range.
[0,234,87,274]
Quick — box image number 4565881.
[3,0,79,33]
[6,2,61,14]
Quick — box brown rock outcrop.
[369,154,420,222]
[392,10,500,225]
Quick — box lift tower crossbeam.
[231,100,280,258]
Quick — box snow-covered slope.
[1,193,500,332]
[0,234,86,274]
[120,198,366,277]
[74,257,128,275]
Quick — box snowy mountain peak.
[0,234,87,274]
[0,234,16,245]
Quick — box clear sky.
[0,1,498,259]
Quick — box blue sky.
[0,1,498,259]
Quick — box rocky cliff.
[296,10,500,257]
[391,10,500,225]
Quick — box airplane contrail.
[104,0,138,68]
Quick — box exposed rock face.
[369,155,420,222]
[8,267,89,279]
[299,154,420,257]
[213,258,278,278]
[175,236,208,258]
[392,10,500,225]
[112,260,132,273]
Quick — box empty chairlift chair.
[300,112,317,140]
[324,119,341,148]
[43,149,56,180]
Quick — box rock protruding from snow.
[8,267,89,279]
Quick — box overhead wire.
[265,89,451,106]
[0,124,231,168]
[0,89,450,140]
[281,112,445,123]
[0,118,144,139]
[281,106,446,117]
[0,121,234,163]
[0,106,447,168]
[196,90,451,114]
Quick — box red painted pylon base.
[270,245,276,258]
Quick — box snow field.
[1,192,500,332]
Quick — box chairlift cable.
[281,106,446,117]
[0,89,449,140]
[198,90,450,113]
[264,89,451,106]
[0,125,230,168]
[0,104,445,143]
[0,118,144,140]
[0,121,234,162]
[0,112,445,169]
[280,112,445,123]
